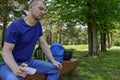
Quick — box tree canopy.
[0,0,120,56]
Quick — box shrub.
[114,38,120,46]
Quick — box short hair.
[28,0,46,6]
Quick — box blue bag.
[48,42,64,63]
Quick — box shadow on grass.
[62,47,120,80]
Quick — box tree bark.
[106,33,113,48]
[1,0,8,47]
[101,33,106,52]
[87,0,99,57]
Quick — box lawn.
[0,45,120,80]
[62,46,120,80]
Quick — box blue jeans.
[0,59,60,80]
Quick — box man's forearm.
[39,37,56,63]
[2,51,19,72]
[41,42,55,62]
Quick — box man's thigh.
[0,61,23,80]
[26,59,59,74]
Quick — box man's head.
[28,0,46,21]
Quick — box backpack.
[48,42,64,63]
[63,51,73,61]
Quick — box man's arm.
[39,36,62,69]
[2,42,27,77]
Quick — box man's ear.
[29,4,33,10]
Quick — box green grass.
[64,45,88,51]
[62,46,120,80]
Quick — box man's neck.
[24,15,37,26]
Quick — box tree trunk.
[101,33,106,51]
[88,22,93,56]
[1,0,8,47]
[87,0,99,57]
[49,26,52,44]
[59,30,62,43]
[106,33,113,48]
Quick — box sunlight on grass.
[62,46,120,80]
[64,45,88,51]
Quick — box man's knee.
[48,63,60,74]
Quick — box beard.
[31,13,43,21]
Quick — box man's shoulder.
[14,18,23,24]
[9,18,23,25]
[36,21,42,27]
[7,18,24,30]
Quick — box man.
[0,0,62,80]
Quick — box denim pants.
[0,59,60,80]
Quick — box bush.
[114,38,120,46]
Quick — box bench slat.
[25,73,46,80]
[60,59,79,74]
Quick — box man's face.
[30,1,46,21]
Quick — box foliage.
[96,0,120,33]
[0,0,28,22]
[114,38,120,46]
[44,0,120,32]
[113,24,120,46]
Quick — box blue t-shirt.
[4,18,43,61]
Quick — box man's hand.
[52,61,63,70]
[13,63,28,78]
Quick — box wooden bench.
[0,59,79,80]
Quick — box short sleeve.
[4,22,20,44]
[38,22,43,37]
